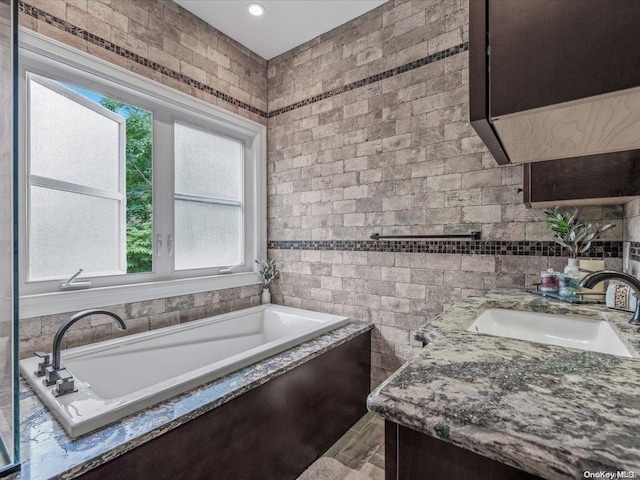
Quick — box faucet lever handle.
[33,351,51,377]
[52,369,77,397]
[43,365,61,386]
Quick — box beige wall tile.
[266,0,625,384]
[20,0,267,124]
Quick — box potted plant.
[256,258,280,304]
[543,207,615,299]
[543,207,615,260]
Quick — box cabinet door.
[489,0,640,118]
[387,422,541,480]
[523,152,640,208]
[469,0,509,164]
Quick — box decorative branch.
[255,258,280,288]
[543,207,615,258]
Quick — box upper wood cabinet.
[470,0,640,165]
[523,153,640,208]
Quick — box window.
[174,123,244,270]
[19,30,266,312]
[27,74,146,280]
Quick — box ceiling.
[174,0,389,60]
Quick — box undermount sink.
[468,308,635,358]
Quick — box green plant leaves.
[256,258,280,287]
[543,207,616,257]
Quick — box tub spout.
[43,309,126,393]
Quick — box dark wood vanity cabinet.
[385,422,541,480]
[470,0,640,206]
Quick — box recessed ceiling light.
[247,3,265,16]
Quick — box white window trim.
[18,28,266,318]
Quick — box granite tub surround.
[18,320,372,480]
[367,289,640,479]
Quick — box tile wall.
[20,285,261,358]
[18,0,268,124]
[265,0,624,386]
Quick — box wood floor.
[318,412,385,480]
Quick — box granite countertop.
[367,289,640,480]
[17,320,372,480]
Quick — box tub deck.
[20,304,349,438]
[17,319,372,480]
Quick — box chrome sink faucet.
[36,309,126,396]
[580,271,640,326]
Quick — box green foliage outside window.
[100,98,153,273]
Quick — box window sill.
[20,272,261,318]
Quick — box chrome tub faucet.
[34,309,126,397]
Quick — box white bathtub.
[20,304,349,438]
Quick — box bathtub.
[20,304,349,438]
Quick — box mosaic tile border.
[19,1,268,118]
[267,42,469,118]
[268,240,623,258]
[631,242,640,262]
[20,0,470,120]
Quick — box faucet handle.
[52,369,77,397]
[43,365,61,386]
[33,351,51,377]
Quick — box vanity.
[367,289,640,480]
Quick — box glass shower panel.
[0,0,18,475]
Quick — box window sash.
[26,73,127,281]
[27,73,126,193]
[173,120,245,271]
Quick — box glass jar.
[559,273,580,300]
[540,269,559,293]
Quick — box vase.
[564,258,580,276]
[261,287,271,304]
[559,258,580,300]
[578,259,605,300]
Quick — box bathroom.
[0,0,639,478]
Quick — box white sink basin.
[468,308,635,358]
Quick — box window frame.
[18,29,266,318]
